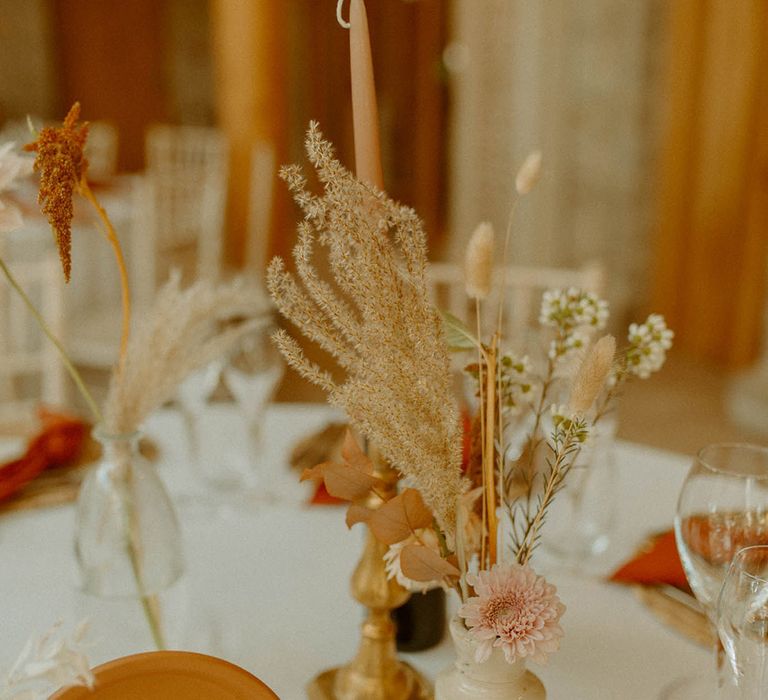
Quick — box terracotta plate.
[50,651,279,699]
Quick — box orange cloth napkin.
[309,482,344,506]
[0,410,87,502]
[609,530,690,592]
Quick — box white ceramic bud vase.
[435,617,546,699]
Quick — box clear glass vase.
[74,427,184,652]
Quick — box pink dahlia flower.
[458,563,565,665]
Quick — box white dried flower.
[549,403,572,424]
[384,530,440,593]
[539,287,609,332]
[626,313,673,379]
[548,329,589,362]
[1,620,93,700]
[498,352,533,413]
[549,404,589,444]
[464,221,495,300]
[515,151,542,195]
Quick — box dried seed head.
[464,221,495,300]
[24,102,90,282]
[568,334,615,415]
[515,151,542,195]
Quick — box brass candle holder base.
[307,530,435,700]
[308,449,434,700]
[308,663,432,700]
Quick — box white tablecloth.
[0,404,708,698]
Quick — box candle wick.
[336,0,351,29]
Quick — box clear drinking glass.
[541,416,617,572]
[716,545,768,698]
[667,443,768,698]
[223,318,285,500]
[176,359,225,477]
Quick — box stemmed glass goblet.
[668,443,768,698]
[222,318,284,501]
[716,544,768,697]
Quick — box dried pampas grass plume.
[568,334,616,415]
[515,151,542,195]
[464,222,494,300]
[267,122,465,535]
[103,272,271,434]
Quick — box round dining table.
[0,403,709,699]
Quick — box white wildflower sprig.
[539,287,609,332]
[540,287,609,363]
[547,329,589,362]
[509,334,615,564]
[625,313,673,379]
[466,351,533,415]
[1,621,93,700]
[593,314,673,424]
[540,288,608,367]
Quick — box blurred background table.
[0,403,708,699]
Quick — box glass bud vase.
[435,617,546,699]
[74,427,183,651]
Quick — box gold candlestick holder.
[307,456,432,700]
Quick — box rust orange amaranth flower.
[24,102,89,282]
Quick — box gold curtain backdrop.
[0,0,766,369]
[650,0,768,368]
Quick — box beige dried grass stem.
[515,151,542,195]
[465,222,494,300]
[569,334,616,415]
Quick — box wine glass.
[176,359,225,475]
[221,319,284,500]
[667,443,768,698]
[716,545,768,698]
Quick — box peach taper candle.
[348,0,384,190]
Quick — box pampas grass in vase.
[19,101,271,651]
[75,272,270,651]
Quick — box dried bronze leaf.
[325,462,385,501]
[400,544,461,582]
[346,504,373,529]
[300,458,385,501]
[341,430,372,473]
[300,462,328,482]
[368,488,434,544]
